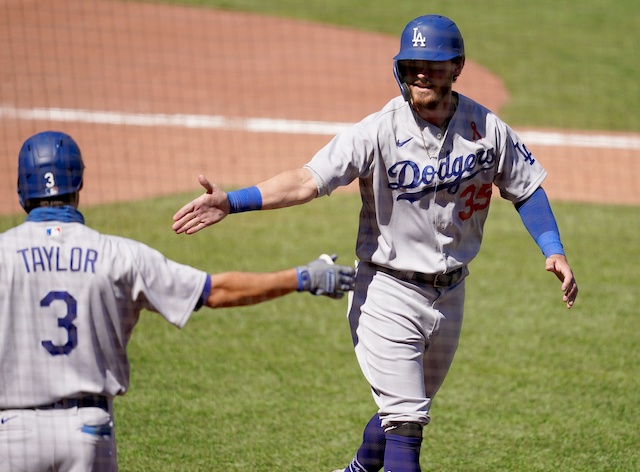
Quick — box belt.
[372,264,465,287]
[36,395,109,412]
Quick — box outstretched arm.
[516,187,578,309]
[203,254,356,308]
[257,167,319,209]
[172,168,318,235]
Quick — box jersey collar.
[26,206,85,224]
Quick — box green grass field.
[116,196,639,471]
[3,193,636,471]
[3,0,638,470]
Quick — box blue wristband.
[227,186,262,214]
[536,231,565,258]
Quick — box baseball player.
[172,14,578,472]
[0,131,355,472]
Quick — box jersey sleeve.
[119,238,208,328]
[493,123,547,203]
[305,119,377,196]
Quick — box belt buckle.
[434,270,458,288]
[433,273,441,287]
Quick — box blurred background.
[1,0,638,218]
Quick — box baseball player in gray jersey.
[0,131,355,472]
[172,14,578,472]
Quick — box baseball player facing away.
[172,14,578,472]
[0,131,355,472]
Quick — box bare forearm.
[256,168,318,209]
[205,270,298,308]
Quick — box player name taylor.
[16,246,98,273]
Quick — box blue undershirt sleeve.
[516,187,565,258]
[194,274,212,311]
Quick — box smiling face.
[398,59,464,112]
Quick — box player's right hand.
[172,175,230,234]
[545,254,578,309]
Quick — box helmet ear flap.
[393,62,412,104]
[400,83,412,103]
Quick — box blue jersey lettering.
[16,246,99,274]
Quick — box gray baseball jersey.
[305,93,549,429]
[0,220,207,409]
[305,94,547,274]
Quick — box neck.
[414,92,458,129]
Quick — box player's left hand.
[172,175,229,234]
[296,254,356,299]
[545,254,578,309]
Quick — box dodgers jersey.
[305,94,547,274]
[0,217,208,409]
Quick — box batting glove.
[296,254,356,299]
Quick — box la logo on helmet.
[411,28,426,47]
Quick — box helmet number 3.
[44,171,56,189]
[40,291,78,356]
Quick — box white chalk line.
[1,105,639,150]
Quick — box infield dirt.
[0,0,637,216]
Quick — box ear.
[454,56,465,75]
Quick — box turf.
[3,193,635,471]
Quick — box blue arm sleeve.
[516,187,565,258]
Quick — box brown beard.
[411,84,452,111]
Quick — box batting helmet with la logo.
[395,15,465,62]
[392,15,465,101]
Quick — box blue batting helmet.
[17,131,85,209]
[393,15,465,99]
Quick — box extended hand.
[296,254,356,299]
[545,254,578,308]
[172,175,229,234]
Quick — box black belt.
[372,264,465,287]
[36,395,109,412]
